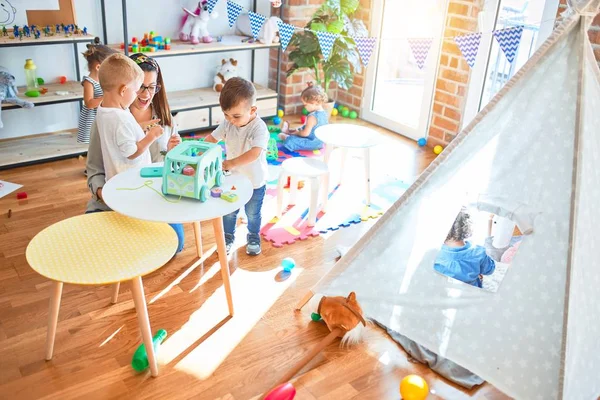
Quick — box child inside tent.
[434,208,496,288]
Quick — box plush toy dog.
[180,0,219,44]
[0,66,34,129]
[213,58,238,92]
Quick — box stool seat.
[281,157,329,177]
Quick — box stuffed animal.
[0,66,34,129]
[213,58,238,92]
[0,0,17,25]
[180,0,219,44]
[236,14,281,45]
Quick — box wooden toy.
[211,187,223,197]
[220,192,238,202]
[162,141,223,202]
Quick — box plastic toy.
[268,125,281,133]
[433,145,443,155]
[267,137,279,161]
[180,0,219,44]
[331,108,338,116]
[231,185,236,190]
[0,67,34,128]
[282,257,296,272]
[341,108,349,118]
[300,115,307,124]
[400,375,429,400]
[162,141,223,202]
[302,107,309,115]
[221,192,238,202]
[24,90,39,97]
[37,77,44,85]
[182,166,195,176]
[310,312,322,321]
[131,329,167,372]
[213,58,238,92]
[277,109,284,118]
[273,116,282,125]
[16,192,27,199]
[140,166,163,177]
[58,76,67,84]
[40,87,48,94]
[264,383,296,400]
[349,111,358,119]
[236,14,282,45]
[211,187,223,197]
[24,59,38,92]
[417,138,427,147]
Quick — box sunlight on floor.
[100,325,124,347]
[157,265,303,379]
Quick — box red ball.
[16,192,27,200]
[300,115,307,124]
[264,383,296,400]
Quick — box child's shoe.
[246,234,261,256]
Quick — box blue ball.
[282,257,296,272]
[273,116,282,125]
[333,103,339,109]
[417,138,427,147]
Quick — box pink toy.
[264,383,296,400]
[180,1,219,44]
[501,241,522,263]
[16,192,27,199]
[182,166,195,176]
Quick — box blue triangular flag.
[277,21,295,52]
[353,36,376,67]
[454,32,482,68]
[407,38,433,69]
[315,31,338,61]
[226,1,243,28]
[207,0,219,14]
[248,12,267,40]
[493,26,523,63]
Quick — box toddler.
[205,77,268,256]
[279,83,327,152]
[95,53,164,180]
[434,209,496,288]
[77,38,117,144]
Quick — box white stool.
[277,158,330,226]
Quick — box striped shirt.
[77,76,103,144]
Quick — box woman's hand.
[167,133,182,151]
[222,159,235,171]
[96,187,103,201]
[139,119,161,132]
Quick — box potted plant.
[286,0,368,114]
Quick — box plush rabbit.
[0,67,34,129]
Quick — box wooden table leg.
[364,147,371,206]
[339,147,348,184]
[46,281,63,360]
[111,283,120,304]
[212,217,234,316]
[193,221,203,258]
[131,276,158,377]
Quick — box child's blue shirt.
[434,241,496,288]
[306,110,328,140]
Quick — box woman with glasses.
[85,53,185,253]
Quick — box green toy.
[302,107,309,115]
[341,108,350,118]
[37,77,45,85]
[221,192,238,202]
[131,329,167,372]
[268,125,281,133]
[349,111,358,119]
[267,137,279,161]
[24,90,39,97]
[162,141,223,202]
[311,312,322,321]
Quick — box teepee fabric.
[311,13,600,400]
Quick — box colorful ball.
[302,107,309,115]
[282,257,296,272]
[264,383,296,400]
[331,108,339,116]
[300,115,307,124]
[433,145,443,155]
[277,109,284,118]
[273,116,282,125]
[311,312,322,321]
[400,375,429,400]
[417,138,427,147]
[349,111,358,119]
[333,103,339,109]
[341,108,350,118]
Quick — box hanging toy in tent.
[271,0,282,7]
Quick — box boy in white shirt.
[96,53,164,180]
[205,77,268,255]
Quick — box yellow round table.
[26,212,178,377]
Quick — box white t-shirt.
[96,106,151,180]
[211,115,269,188]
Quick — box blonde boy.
[96,53,164,179]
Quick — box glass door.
[362,0,449,140]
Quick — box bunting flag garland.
[493,26,524,63]
[315,31,339,61]
[277,20,296,52]
[226,1,243,28]
[454,32,482,68]
[248,11,267,39]
[207,0,219,14]
[353,36,377,67]
[407,38,433,69]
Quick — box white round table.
[315,124,381,205]
[102,163,254,316]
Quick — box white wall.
[0,0,272,139]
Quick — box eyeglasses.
[138,84,161,94]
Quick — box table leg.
[289,175,299,205]
[45,281,63,360]
[307,177,319,226]
[321,172,330,213]
[193,221,203,258]
[277,171,287,218]
[131,276,158,377]
[212,218,234,316]
[364,148,371,206]
[339,148,348,185]
[111,283,120,304]
[324,143,334,164]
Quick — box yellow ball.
[331,108,339,116]
[277,109,284,118]
[433,145,443,155]
[400,375,429,400]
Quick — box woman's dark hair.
[446,208,473,242]
[129,53,173,127]
[82,37,117,69]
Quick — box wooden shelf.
[2,81,83,110]
[0,131,87,169]
[168,83,277,112]
[109,35,279,58]
[0,32,95,47]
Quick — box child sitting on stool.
[279,82,328,152]
[434,208,496,288]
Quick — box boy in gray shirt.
[205,78,269,255]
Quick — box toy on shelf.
[213,58,238,92]
[162,141,223,202]
[125,32,171,53]
[267,137,278,161]
[58,76,67,84]
[236,14,282,44]
[273,116,281,125]
[0,66,34,128]
[400,375,429,400]
[24,59,39,91]
[131,329,167,372]
[180,0,219,44]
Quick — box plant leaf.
[323,55,353,90]
[340,0,359,14]
[343,16,368,38]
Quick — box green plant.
[286,0,368,92]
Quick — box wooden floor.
[0,117,510,400]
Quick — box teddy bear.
[180,0,219,44]
[213,58,238,92]
[0,66,34,129]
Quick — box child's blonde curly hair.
[301,82,328,105]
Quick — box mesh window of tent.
[162,141,223,202]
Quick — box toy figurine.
[0,66,35,128]
[179,0,219,44]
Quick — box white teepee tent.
[299,5,600,400]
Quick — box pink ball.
[264,383,296,400]
[300,115,307,124]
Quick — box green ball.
[311,312,322,322]
[349,111,358,119]
[341,108,349,118]
[302,107,309,115]
[25,90,40,97]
